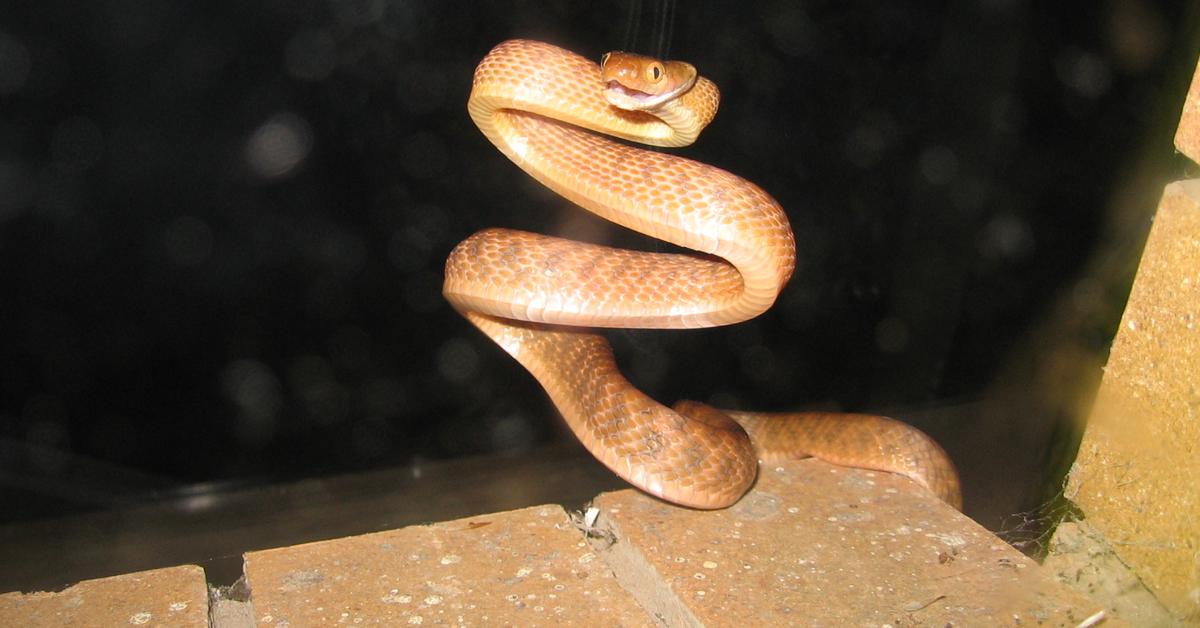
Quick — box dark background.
[1,0,1197,530]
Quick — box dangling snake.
[444,40,962,510]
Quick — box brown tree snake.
[443,40,962,510]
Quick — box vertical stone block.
[1067,180,1200,621]
[1175,60,1200,163]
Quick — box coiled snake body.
[444,40,961,510]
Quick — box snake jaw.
[603,81,663,110]
[603,78,696,112]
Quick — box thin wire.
[654,0,677,59]
[621,0,642,52]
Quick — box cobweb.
[995,487,1084,559]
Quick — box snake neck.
[647,76,721,147]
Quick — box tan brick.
[592,459,1104,627]
[0,565,209,627]
[243,504,652,626]
[1175,60,1200,163]
[1066,180,1200,621]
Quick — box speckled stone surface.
[593,459,1104,627]
[1066,180,1200,622]
[243,504,653,627]
[0,565,209,627]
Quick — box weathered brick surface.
[243,504,653,626]
[1065,180,1200,622]
[592,459,1104,627]
[0,565,209,627]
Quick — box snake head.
[600,51,698,111]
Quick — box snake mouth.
[605,81,652,99]
[604,80,672,110]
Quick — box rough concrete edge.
[208,572,255,628]
[1045,517,1183,626]
[585,501,702,628]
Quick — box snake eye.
[600,52,611,68]
[647,62,664,82]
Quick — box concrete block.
[243,504,653,626]
[1066,180,1200,621]
[1044,520,1177,625]
[592,459,1104,627]
[1175,60,1200,163]
[0,565,209,627]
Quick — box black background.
[1,0,1197,525]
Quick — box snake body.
[444,40,962,510]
